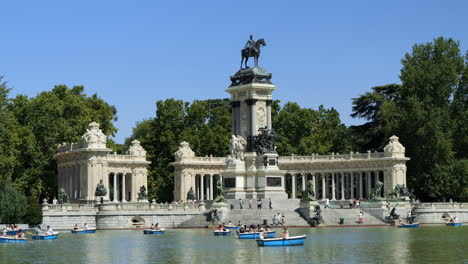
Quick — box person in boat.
[265,225,272,232]
[46,226,54,235]
[228,221,233,227]
[1,228,7,237]
[280,227,289,239]
[35,225,43,235]
[454,217,458,223]
[238,221,241,227]
[217,224,224,231]
[239,225,246,233]
[16,229,25,239]
[155,223,161,230]
[150,223,155,230]
[73,224,79,230]
[84,223,89,230]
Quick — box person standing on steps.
[249,199,252,209]
[239,198,243,209]
[269,198,272,210]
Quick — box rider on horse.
[244,35,258,56]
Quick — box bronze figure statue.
[95,179,108,197]
[241,35,266,69]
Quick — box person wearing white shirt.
[46,226,54,235]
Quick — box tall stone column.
[246,99,258,136]
[350,172,354,199]
[322,174,326,199]
[196,175,200,200]
[231,101,240,135]
[374,171,379,185]
[122,174,127,202]
[113,173,117,203]
[266,100,272,130]
[200,174,205,201]
[331,173,336,200]
[312,173,316,199]
[301,174,306,192]
[210,174,214,200]
[341,172,345,200]
[291,175,296,199]
[359,172,363,199]
[366,171,371,199]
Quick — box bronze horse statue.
[241,38,266,69]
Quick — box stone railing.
[58,142,86,152]
[413,202,466,209]
[43,202,204,212]
[106,153,149,162]
[178,156,226,164]
[279,151,385,163]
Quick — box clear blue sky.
[2,1,467,143]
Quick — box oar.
[283,236,296,247]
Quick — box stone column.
[122,174,127,202]
[359,172,363,199]
[350,172,354,199]
[113,173,117,203]
[232,101,240,135]
[209,174,214,200]
[341,172,345,200]
[246,99,257,136]
[331,173,336,200]
[366,171,372,199]
[312,173,316,199]
[200,174,205,201]
[322,174,326,199]
[291,174,296,199]
[374,171,379,185]
[196,175,200,200]
[301,173,306,193]
[266,100,272,130]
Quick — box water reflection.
[0,227,467,263]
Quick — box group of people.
[238,198,273,210]
[35,225,55,236]
[73,223,91,231]
[448,217,459,223]
[149,223,162,230]
[272,213,286,225]
[1,225,26,239]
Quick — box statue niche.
[138,185,148,201]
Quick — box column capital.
[231,101,241,107]
[266,100,273,106]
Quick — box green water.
[0,226,467,264]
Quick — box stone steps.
[225,209,309,226]
[321,208,386,226]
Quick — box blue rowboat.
[71,228,96,234]
[237,231,276,239]
[446,223,462,227]
[256,235,307,247]
[143,229,165,234]
[32,232,59,240]
[213,230,231,236]
[6,230,22,236]
[0,237,28,243]
[398,223,419,228]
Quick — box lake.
[1,226,467,264]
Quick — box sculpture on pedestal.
[227,135,247,166]
[214,181,225,203]
[241,35,266,69]
[187,187,196,201]
[58,188,68,204]
[302,180,316,201]
[248,128,276,154]
[138,185,148,200]
[369,181,384,200]
[95,180,108,197]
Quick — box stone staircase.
[225,208,310,226]
[321,208,386,226]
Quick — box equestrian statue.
[241,35,266,69]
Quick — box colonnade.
[192,174,222,201]
[285,171,385,200]
[108,172,137,203]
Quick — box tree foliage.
[352,37,468,201]
[0,182,27,224]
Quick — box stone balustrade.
[414,202,466,209]
[279,151,385,163]
[42,202,203,212]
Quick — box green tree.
[0,182,28,224]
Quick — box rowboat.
[213,230,231,236]
[237,231,276,239]
[446,223,462,227]
[71,228,97,234]
[0,237,28,243]
[32,232,59,240]
[6,230,23,236]
[143,229,166,234]
[225,226,240,230]
[398,223,419,228]
[256,235,307,247]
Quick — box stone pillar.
[350,172,354,199]
[331,173,336,200]
[301,174,306,192]
[113,173,117,203]
[246,99,257,136]
[312,173,316,199]
[291,174,296,199]
[122,174,126,202]
[200,174,205,201]
[359,172,363,199]
[374,171,379,185]
[196,175,200,200]
[341,172,345,200]
[366,171,371,199]
[266,100,272,130]
[232,101,240,135]
[209,174,214,200]
[322,174,326,199]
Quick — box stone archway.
[130,216,145,228]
